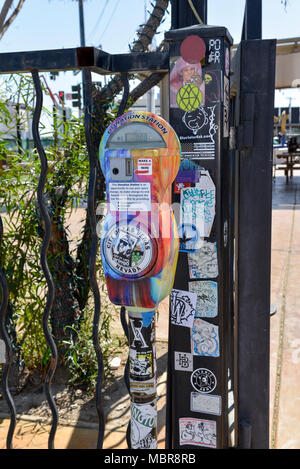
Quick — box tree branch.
[0,0,25,41]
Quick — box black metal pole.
[241,0,262,40]
[78,0,86,110]
[171,0,207,29]
[78,0,86,47]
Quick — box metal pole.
[241,0,262,40]
[78,0,86,111]
[78,0,86,46]
[128,310,158,449]
[171,0,207,29]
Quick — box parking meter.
[99,111,181,449]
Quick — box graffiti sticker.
[170,289,197,328]
[180,170,216,238]
[187,241,218,279]
[191,318,220,357]
[129,349,153,380]
[179,417,217,448]
[188,281,218,318]
[131,401,157,449]
[178,223,202,253]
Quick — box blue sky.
[0,0,299,110]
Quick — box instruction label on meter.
[109,182,151,212]
[136,158,152,176]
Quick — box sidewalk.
[270,170,300,449]
[0,171,299,450]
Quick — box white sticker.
[179,417,217,448]
[136,158,152,176]
[0,339,5,363]
[223,75,230,138]
[180,170,215,238]
[188,281,218,318]
[109,182,151,212]
[174,351,193,372]
[131,401,157,449]
[170,289,197,328]
[190,393,221,416]
[187,241,218,279]
[191,318,220,357]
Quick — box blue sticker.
[178,223,202,253]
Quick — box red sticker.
[174,182,191,194]
[180,35,206,64]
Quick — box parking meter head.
[99,111,181,311]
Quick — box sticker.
[170,289,197,327]
[103,223,154,276]
[204,71,221,103]
[223,75,230,138]
[180,170,215,238]
[130,378,156,396]
[174,182,191,194]
[223,219,228,247]
[181,141,215,160]
[180,35,206,65]
[208,38,221,65]
[109,182,151,212]
[170,51,205,109]
[191,368,217,394]
[136,158,152,176]
[225,48,230,76]
[131,401,157,449]
[188,281,218,318]
[190,393,221,416]
[187,241,219,279]
[178,223,202,253]
[129,316,154,350]
[0,339,5,363]
[191,318,220,357]
[179,104,219,145]
[179,417,217,448]
[129,349,153,381]
[174,351,193,372]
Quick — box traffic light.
[71,85,81,108]
[58,91,65,105]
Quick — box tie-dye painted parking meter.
[99,111,181,449]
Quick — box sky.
[0,0,300,115]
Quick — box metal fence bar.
[0,218,16,449]
[83,69,105,449]
[31,69,58,450]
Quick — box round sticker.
[180,35,206,64]
[176,84,203,112]
[103,222,155,277]
[191,368,217,394]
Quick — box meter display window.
[105,122,166,149]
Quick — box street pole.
[78,0,86,114]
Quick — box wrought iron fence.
[0,46,166,450]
